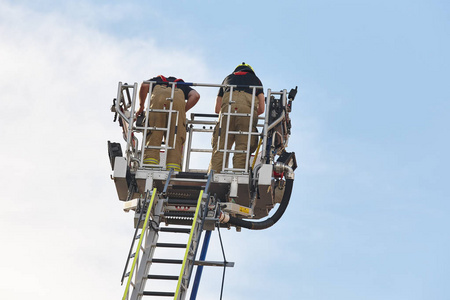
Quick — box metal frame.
[216,85,262,173]
[183,113,217,172]
[115,81,265,174]
[261,89,289,164]
[112,80,297,300]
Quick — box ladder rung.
[218,149,247,154]
[175,172,207,179]
[160,227,191,234]
[164,212,195,218]
[227,130,260,135]
[170,178,207,183]
[167,198,199,205]
[188,148,213,153]
[152,258,183,264]
[170,185,204,191]
[194,260,235,267]
[147,275,179,280]
[156,243,187,248]
[142,291,175,297]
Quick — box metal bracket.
[221,202,253,218]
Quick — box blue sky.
[1,0,449,299]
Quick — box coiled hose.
[226,177,294,230]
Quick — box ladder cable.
[216,222,228,300]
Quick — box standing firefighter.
[209,63,265,172]
[136,75,200,172]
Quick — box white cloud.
[0,2,216,299]
[0,2,308,299]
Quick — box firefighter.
[136,75,200,171]
[209,63,265,172]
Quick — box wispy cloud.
[0,2,216,299]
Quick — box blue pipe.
[189,230,212,300]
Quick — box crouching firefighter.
[136,75,200,171]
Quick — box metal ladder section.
[114,81,180,170]
[121,171,233,300]
[216,86,261,174]
[113,81,262,174]
[184,113,217,173]
[138,81,180,169]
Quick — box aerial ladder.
[108,80,298,299]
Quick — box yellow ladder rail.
[173,190,204,300]
[122,188,157,300]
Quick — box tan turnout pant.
[144,85,186,171]
[209,91,258,172]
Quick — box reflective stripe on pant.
[209,91,258,172]
[144,85,186,171]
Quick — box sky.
[0,0,449,299]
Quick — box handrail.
[122,188,157,300]
[115,82,132,126]
[261,89,288,162]
[114,81,288,173]
[142,80,263,90]
[173,189,204,300]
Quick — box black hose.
[227,178,294,230]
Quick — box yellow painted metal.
[122,188,157,300]
[239,206,250,214]
[173,190,204,300]
[251,138,263,169]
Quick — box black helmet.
[234,62,255,74]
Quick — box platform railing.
[115,81,270,174]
